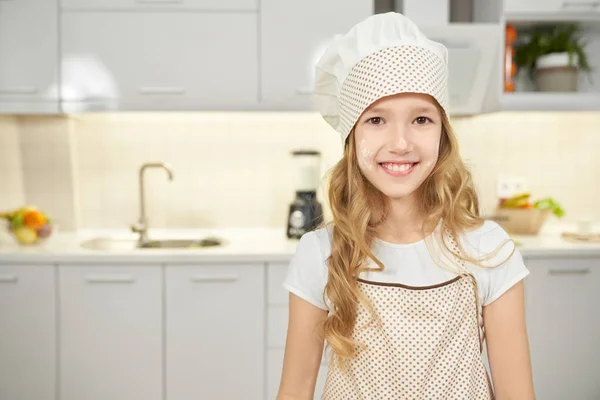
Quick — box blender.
[286,150,324,239]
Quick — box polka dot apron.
[322,234,494,399]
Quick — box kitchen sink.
[80,236,223,251]
[139,238,222,249]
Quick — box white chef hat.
[313,12,449,144]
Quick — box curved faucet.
[131,162,174,244]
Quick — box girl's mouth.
[379,162,419,177]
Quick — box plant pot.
[535,52,579,92]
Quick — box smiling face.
[353,93,443,202]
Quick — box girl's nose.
[388,125,413,153]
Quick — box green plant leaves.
[514,23,591,79]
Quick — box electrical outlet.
[497,176,529,199]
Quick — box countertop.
[1,224,600,264]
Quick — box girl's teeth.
[383,163,413,172]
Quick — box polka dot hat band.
[313,12,449,144]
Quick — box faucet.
[131,162,174,244]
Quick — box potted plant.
[514,23,591,92]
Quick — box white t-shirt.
[283,220,529,311]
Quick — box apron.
[321,273,493,399]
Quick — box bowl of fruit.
[494,193,565,235]
[1,206,55,245]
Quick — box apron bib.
[322,274,493,399]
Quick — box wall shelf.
[500,92,600,111]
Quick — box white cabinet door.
[524,257,600,400]
[0,0,59,111]
[166,263,264,400]
[61,0,257,11]
[61,12,258,111]
[260,0,372,109]
[0,265,56,400]
[266,263,328,399]
[59,265,162,400]
[504,0,599,14]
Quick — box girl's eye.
[414,116,432,125]
[367,117,384,125]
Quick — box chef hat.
[313,12,449,144]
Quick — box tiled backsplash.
[0,117,25,209]
[0,116,79,230]
[1,111,598,230]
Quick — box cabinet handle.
[0,275,18,283]
[85,274,135,283]
[0,86,38,94]
[548,268,591,275]
[562,1,599,8]
[191,274,239,283]
[139,86,186,95]
[135,0,183,3]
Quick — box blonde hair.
[320,108,514,364]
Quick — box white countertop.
[1,224,600,264]
[0,228,298,264]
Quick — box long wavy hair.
[320,107,513,364]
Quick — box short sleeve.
[467,221,530,307]
[283,231,329,310]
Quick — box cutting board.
[561,232,600,243]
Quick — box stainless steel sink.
[139,237,222,249]
[80,236,223,251]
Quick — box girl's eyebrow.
[362,105,438,117]
[363,106,388,114]
[414,106,437,114]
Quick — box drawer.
[166,263,265,400]
[267,263,289,306]
[59,265,162,400]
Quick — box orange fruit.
[23,210,47,230]
[504,81,515,92]
[506,25,517,43]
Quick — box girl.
[277,12,535,400]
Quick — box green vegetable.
[11,213,24,228]
[534,197,565,218]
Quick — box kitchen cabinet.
[260,0,372,110]
[524,257,600,400]
[0,265,56,400]
[166,263,265,400]
[504,0,600,15]
[61,0,257,11]
[0,0,59,113]
[61,12,258,111]
[59,265,162,400]
[266,263,328,399]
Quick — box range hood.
[418,23,502,117]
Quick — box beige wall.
[3,111,598,230]
[0,116,24,211]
